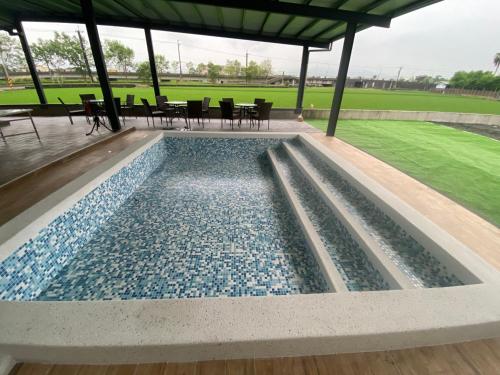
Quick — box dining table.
[235,103,257,125]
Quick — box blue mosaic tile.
[35,137,327,301]
[273,146,389,292]
[0,140,167,300]
[291,138,463,288]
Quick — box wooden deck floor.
[10,337,500,374]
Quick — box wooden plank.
[77,365,108,375]
[47,365,80,375]
[134,363,167,375]
[103,364,137,375]
[12,363,53,375]
[225,359,254,375]
[164,362,196,375]
[195,360,226,375]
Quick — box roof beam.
[171,0,391,27]
[17,15,330,48]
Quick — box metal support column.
[326,22,356,137]
[295,45,309,114]
[80,0,121,131]
[16,21,47,105]
[144,27,160,97]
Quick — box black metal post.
[80,0,121,131]
[144,27,160,97]
[295,45,309,114]
[15,21,47,105]
[326,22,356,137]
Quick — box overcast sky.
[23,0,500,80]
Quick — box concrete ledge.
[303,109,500,126]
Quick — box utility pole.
[245,50,248,85]
[395,66,402,89]
[77,28,94,82]
[177,40,182,80]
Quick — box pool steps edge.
[267,148,348,293]
[282,141,416,290]
[297,134,495,286]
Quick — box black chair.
[113,97,126,124]
[254,98,265,105]
[252,102,273,131]
[141,98,164,128]
[222,97,241,118]
[58,97,85,125]
[121,94,135,119]
[219,100,240,130]
[156,95,168,110]
[186,100,204,129]
[202,97,211,122]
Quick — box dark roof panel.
[0,0,442,47]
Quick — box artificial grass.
[1,86,500,114]
[307,119,500,227]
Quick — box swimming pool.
[0,131,499,365]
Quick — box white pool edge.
[1,131,500,365]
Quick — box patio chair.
[254,98,265,105]
[219,100,240,130]
[155,95,168,110]
[186,100,204,129]
[141,98,164,128]
[251,102,273,131]
[58,97,85,125]
[121,94,136,120]
[202,97,211,122]
[222,97,241,118]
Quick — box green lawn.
[1,86,500,114]
[307,119,500,226]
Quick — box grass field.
[307,119,500,226]
[1,86,500,114]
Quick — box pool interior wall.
[0,134,469,301]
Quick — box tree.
[259,59,273,78]
[224,59,242,77]
[0,33,25,81]
[449,70,500,91]
[186,61,196,75]
[56,32,93,81]
[154,54,169,74]
[31,36,66,80]
[243,60,260,81]
[195,63,207,75]
[494,53,500,75]
[136,61,151,83]
[104,40,134,76]
[170,60,179,74]
[207,62,223,82]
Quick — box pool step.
[267,148,348,293]
[283,141,416,290]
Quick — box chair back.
[57,97,66,106]
[156,95,168,109]
[126,94,134,107]
[141,98,153,116]
[202,97,211,110]
[222,97,234,108]
[219,101,234,120]
[113,97,121,115]
[256,102,272,120]
[187,100,203,118]
[79,93,96,103]
[254,98,265,105]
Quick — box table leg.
[28,113,41,140]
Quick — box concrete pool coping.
[1,131,500,368]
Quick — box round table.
[235,103,257,124]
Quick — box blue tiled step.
[283,141,415,290]
[292,136,463,289]
[267,148,348,293]
[268,146,390,292]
